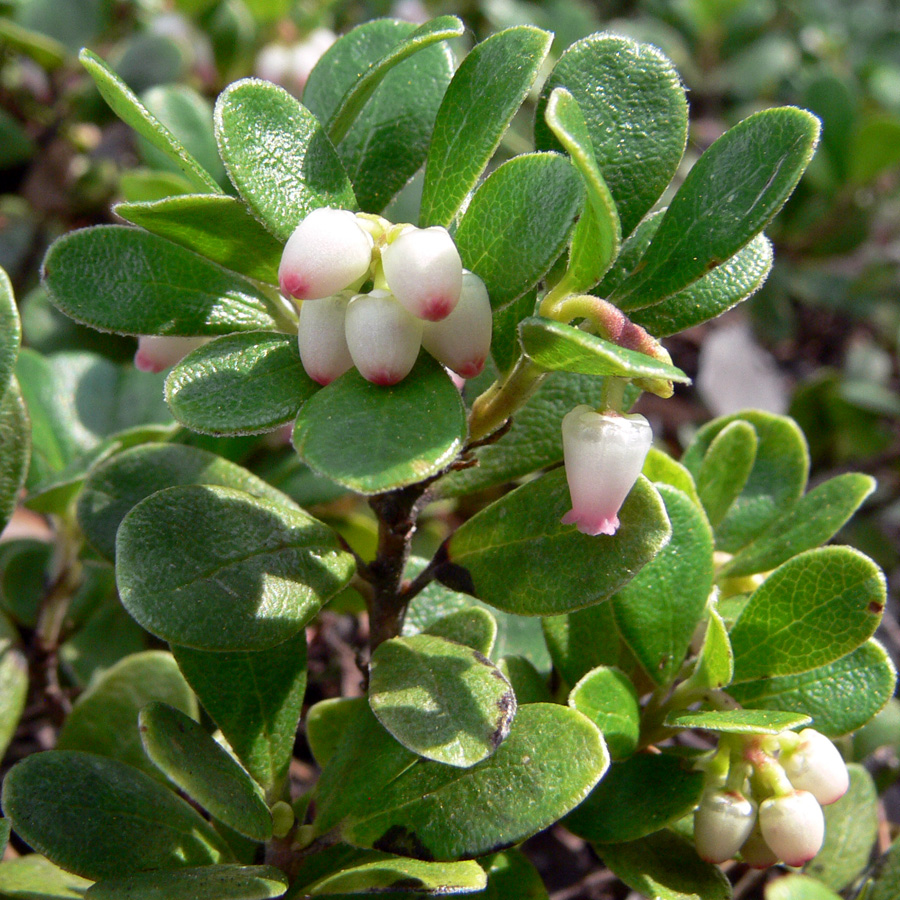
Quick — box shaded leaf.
[0,611,27,761]
[0,267,21,400]
[542,603,622,689]
[85,865,288,900]
[0,855,93,900]
[695,420,757,528]
[0,379,29,535]
[306,856,486,895]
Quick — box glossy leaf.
[611,486,713,686]
[78,443,296,561]
[423,607,497,656]
[306,856,486,895]
[611,108,820,310]
[666,708,811,734]
[116,484,354,650]
[294,355,466,495]
[166,332,317,436]
[454,154,582,310]
[171,630,307,796]
[0,267,21,399]
[695,420,757,528]
[80,50,220,193]
[730,547,885,682]
[490,291,536,375]
[600,830,731,900]
[0,855,93,899]
[472,850,548,900]
[682,411,810,553]
[630,234,773,337]
[0,611,27,761]
[420,27,552,227]
[369,633,516,768]
[446,470,671,616]
[730,640,896,737]
[544,88,620,291]
[1,751,228,879]
[42,226,280,337]
[437,371,607,498]
[0,380,29,535]
[56,651,196,779]
[535,34,687,237]
[140,702,272,841]
[85,865,288,900]
[519,317,690,383]
[542,603,622,689]
[564,752,704,844]
[568,667,639,760]
[721,473,876,578]
[115,195,283,285]
[306,697,368,769]
[215,79,355,242]
[642,447,701,507]
[314,703,608,860]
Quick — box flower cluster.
[560,406,653,537]
[694,728,849,867]
[279,208,492,386]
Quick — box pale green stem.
[467,355,547,443]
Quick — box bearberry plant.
[0,14,896,900]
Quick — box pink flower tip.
[561,510,619,536]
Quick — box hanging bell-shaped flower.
[279,208,373,301]
[693,789,758,864]
[758,790,825,866]
[781,728,849,806]
[560,406,653,536]
[381,225,463,321]
[134,335,211,373]
[421,270,492,378]
[344,290,423,385]
[297,294,354,385]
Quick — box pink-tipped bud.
[781,729,849,806]
[758,791,825,866]
[345,290,423,385]
[298,295,354,385]
[560,406,653,536]
[381,225,463,321]
[694,790,757,864]
[279,208,373,301]
[740,821,780,869]
[134,335,210,373]
[421,270,492,378]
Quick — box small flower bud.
[739,821,780,869]
[780,729,849,806]
[345,290,423,385]
[421,270,492,378]
[694,789,757,864]
[758,790,825,866]
[381,225,463,321]
[560,406,653,536]
[134,335,210,373]
[279,208,373,301]
[298,294,354,385]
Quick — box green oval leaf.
[85,865,288,900]
[611,108,820,310]
[78,443,297,562]
[695,420,758,527]
[0,855,93,900]
[0,379,30,536]
[42,226,280,337]
[56,651,196,779]
[166,332,317,436]
[730,639,896,737]
[171,630,307,797]
[420,26,553,227]
[0,267,21,400]
[369,634,517,768]
[535,34,688,238]
[564,752,704,844]
[306,856,486,895]
[79,49,220,194]
[423,606,497,657]
[293,355,466,495]
[446,470,671,616]
[0,612,27,761]
[730,547,885,683]
[664,708,812,734]
[765,874,843,900]
[454,153,582,310]
[306,697,368,769]
[1,751,227,880]
[568,667,639,760]
[315,703,608,860]
[114,195,283,285]
[214,79,355,241]
[610,486,714,686]
[518,317,690,383]
[139,703,272,841]
[116,484,355,650]
[542,603,621,690]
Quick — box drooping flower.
[134,335,211,373]
[297,294,354,385]
[758,790,825,866]
[381,225,462,321]
[279,208,373,301]
[560,406,653,536]
[344,289,423,385]
[780,728,849,806]
[693,789,757,864]
[421,270,492,378]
